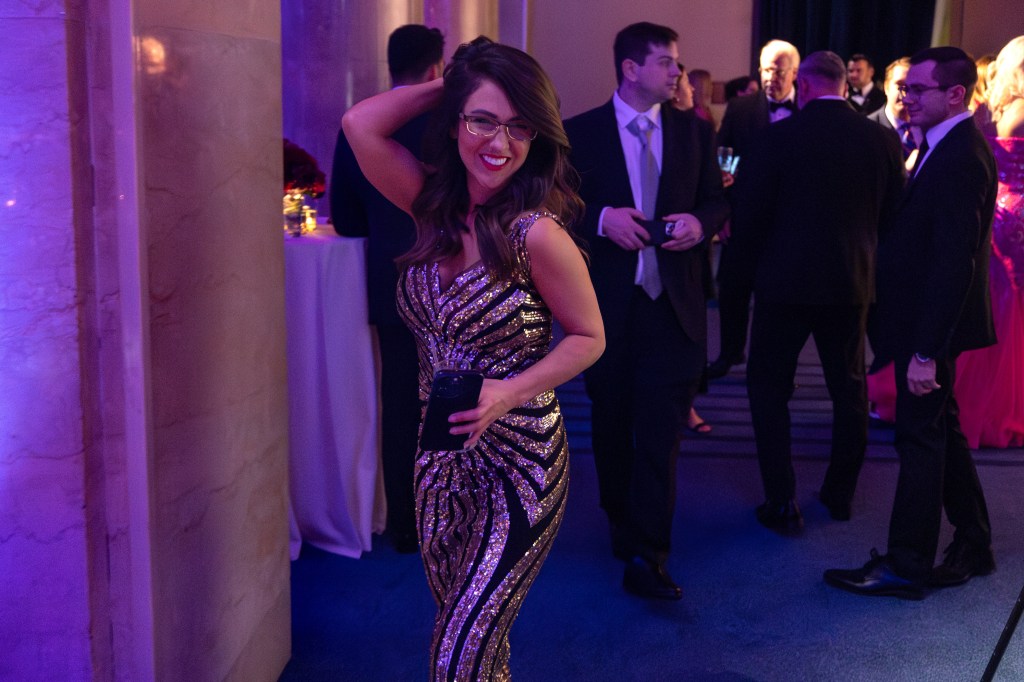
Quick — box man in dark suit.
[565,22,727,600]
[329,24,443,554]
[825,47,997,600]
[846,54,886,115]
[710,40,801,380]
[867,57,917,160]
[729,51,904,532]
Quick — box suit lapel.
[902,118,969,201]
[597,101,633,203]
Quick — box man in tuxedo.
[867,57,917,160]
[565,22,727,600]
[729,51,904,532]
[329,24,444,554]
[710,40,801,380]
[846,54,886,115]
[825,47,997,600]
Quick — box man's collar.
[767,88,795,105]
[613,90,661,128]
[923,110,972,149]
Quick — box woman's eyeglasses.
[459,114,538,142]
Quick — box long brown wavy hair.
[399,37,586,279]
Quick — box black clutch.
[419,369,484,451]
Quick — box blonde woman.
[953,35,1024,448]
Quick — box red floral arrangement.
[283,138,326,197]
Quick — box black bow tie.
[768,99,796,113]
[849,87,862,96]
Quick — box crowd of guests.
[329,21,1024,679]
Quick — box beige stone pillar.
[0,0,292,679]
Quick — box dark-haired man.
[329,24,444,554]
[565,22,727,600]
[846,54,886,115]
[825,46,998,600]
[729,51,904,532]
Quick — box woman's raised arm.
[341,79,444,216]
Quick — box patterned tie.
[896,121,916,159]
[626,115,663,299]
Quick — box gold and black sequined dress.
[398,211,569,681]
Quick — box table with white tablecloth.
[284,225,385,559]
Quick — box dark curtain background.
[752,0,937,78]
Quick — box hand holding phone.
[637,219,675,247]
[419,369,484,451]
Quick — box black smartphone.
[638,219,675,246]
[419,369,484,451]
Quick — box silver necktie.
[626,115,663,299]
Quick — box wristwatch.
[913,353,932,364]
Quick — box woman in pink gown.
[868,35,1024,448]
[955,36,1024,448]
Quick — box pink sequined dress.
[398,211,568,681]
[954,137,1024,448]
[868,137,1024,448]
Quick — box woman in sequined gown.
[867,36,1024,448]
[954,36,1024,448]
[343,38,604,680]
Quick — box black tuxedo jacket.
[330,114,429,326]
[717,91,772,157]
[869,117,997,362]
[564,101,728,343]
[728,98,905,305]
[867,106,896,132]
[848,84,886,115]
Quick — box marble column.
[0,0,291,679]
[281,0,500,220]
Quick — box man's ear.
[622,59,639,83]
[946,83,967,108]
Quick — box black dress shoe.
[824,549,926,600]
[755,499,804,534]
[707,354,744,380]
[929,539,995,587]
[622,556,683,600]
[818,489,851,521]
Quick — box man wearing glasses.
[565,22,727,601]
[825,47,998,600]
[710,40,801,380]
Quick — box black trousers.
[887,353,992,579]
[715,244,753,364]
[746,301,869,505]
[376,323,421,540]
[585,289,703,563]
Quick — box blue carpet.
[281,327,1024,681]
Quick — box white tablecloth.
[284,226,385,559]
